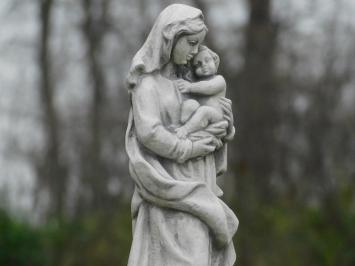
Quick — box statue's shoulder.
[136,75,159,93]
[133,75,158,97]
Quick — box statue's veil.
[126,4,207,90]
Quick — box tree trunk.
[231,1,279,265]
[37,0,67,220]
[79,0,109,212]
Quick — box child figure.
[175,46,226,139]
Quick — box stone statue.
[125,4,238,266]
[174,45,226,140]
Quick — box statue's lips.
[202,68,211,74]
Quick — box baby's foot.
[175,127,188,139]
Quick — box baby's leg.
[181,99,200,123]
[176,106,223,138]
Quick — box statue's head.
[171,30,206,65]
[192,45,220,77]
[127,4,207,89]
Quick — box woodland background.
[0,0,355,265]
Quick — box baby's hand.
[175,126,188,139]
[175,79,192,93]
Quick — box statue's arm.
[132,81,193,163]
[175,75,226,96]
[218,97,235,142]
[189,75,226,96]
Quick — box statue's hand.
[211,137,224,150]
[204,121,228,139]
[175,79,192,93]
[219,97,235,141]
[190,137,217,158]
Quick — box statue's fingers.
[220,104,232,114]
[205,128,221,134]
[219,97,232,105]
[216,130,227,138]
[205,145,216,153]
[213,120,228,128]
[223,114,231,122]
[219,100,233,114]
[206,121,228,130]
[206,128,226,137]
[200,137,214,144]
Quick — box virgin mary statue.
[125,4,238,266]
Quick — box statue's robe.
[126,75,238,266]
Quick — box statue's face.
[193,50,217,77]
[172,31,206,65]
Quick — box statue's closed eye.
[194,61,202,68]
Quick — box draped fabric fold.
[125,4,238,265]
[126,108,238,266]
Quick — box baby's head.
[192,46,220,77]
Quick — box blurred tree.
[35,0,68,220]
[230,0,279,265]
[234,0,279,200]
[78,0,111,214]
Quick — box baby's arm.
[175,75,226,96]
[189,75,226,96]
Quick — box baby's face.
[193,50,217,77]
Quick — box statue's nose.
[191,46,198,55]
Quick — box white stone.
[125,4,238,266]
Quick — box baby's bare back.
[175,75,227,138]
[196,74,226,118]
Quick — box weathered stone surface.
[125,4,238,265]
